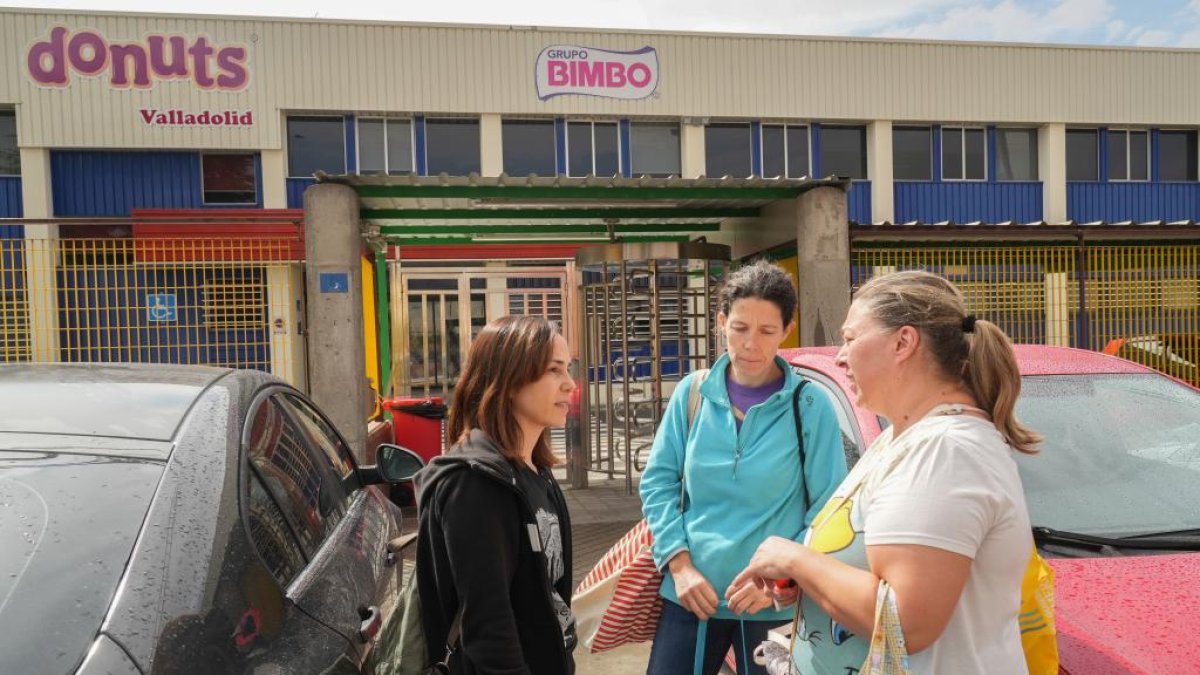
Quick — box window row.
[1066,129,1198,182]
[285,116,872,180]
[0,110,18,175]
[892,126,1038,182]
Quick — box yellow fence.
[0,235,307,386]
[851,243,1200,386]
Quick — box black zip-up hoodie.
[414,429,574,675]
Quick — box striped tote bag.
[573,519,664,653]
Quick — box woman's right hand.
[668,552,719,620]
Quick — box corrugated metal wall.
[894,182,1043,223]
[51,151,203,216]
[848,181,872,224]
[0,176,21,234]
[287,177,316,209]
[6,9,1200,151]
[1067,183,1200,222]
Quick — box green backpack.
[387,565,461,675]
[377,531,463,674]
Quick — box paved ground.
[557,474,654,675]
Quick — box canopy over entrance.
[317,173,848,247]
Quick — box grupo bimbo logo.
[535,45,658,101]
[26,26,250,90]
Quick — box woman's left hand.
[730,536,807,593]
[724,577,773,615]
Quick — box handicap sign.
[147,293,177,322]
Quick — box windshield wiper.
[1121,528,1200,540]
[1033,526,1200,552]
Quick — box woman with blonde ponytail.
[731,270,1039,674]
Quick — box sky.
[3,0,1200,48]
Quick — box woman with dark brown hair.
[413,315,577,675]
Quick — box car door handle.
[385,533,417,567]
[358,605,382,643]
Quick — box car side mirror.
[376,443,425,483]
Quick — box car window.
[244,396,344,556]
[1014,373,1200,538]
[793,368,865,469]
[244,472,308,586]
[276,393,360,494]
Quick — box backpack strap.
[686,368,711,433]
[678,369,710,515]
[434,610,464,673]
[792,379,810,510]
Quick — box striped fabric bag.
[573,519,664,653]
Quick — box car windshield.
[1014,373,1200,538]
[0,451,163,675]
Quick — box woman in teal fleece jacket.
[640,260,848,675]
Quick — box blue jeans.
[645,599,775,675]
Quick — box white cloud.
[1106,19,1128,42]
[878,0,1115,43]
[1132,28,1174,46]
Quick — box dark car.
[0,363,423,675]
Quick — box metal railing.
[851,241,1200,386]
[1,231,305,385]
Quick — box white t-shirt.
[795,413,1032,674]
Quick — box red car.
[780,345,1200,674]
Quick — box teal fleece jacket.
[639,353,848,621]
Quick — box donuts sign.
[535,45,658,101]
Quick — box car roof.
[780,344,1158,377]
[0,363,233,442]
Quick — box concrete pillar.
[260,148,287,209]
[867,120,894,223]
[480,113,503,177]
[304,183,370,462]
[267,264,308,389]
[20,147,59,362]
[796,186,851,347]
[680,120,706,178]
[1039,123,1067,222]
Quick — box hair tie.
[961,314,977,334]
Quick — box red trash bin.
[383,396,447,466]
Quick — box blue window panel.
[750,121,763,176]
[0,176,22,238]
[414,116,428,176]
[619,119,632,177]
[56,265,269,369]
[554,118,568,176]
[848,180,872,224]
[51,151,205,216]
[1067,183,1200,222]
[810,123,822,177]
[344,114,357,174]
[894,182,1043,223]
[986,127,999,184]
[287,177,317,209]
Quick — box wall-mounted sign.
[139,108,254,127]
[27,26,250,90]
[146,293,177,322]
[535,45,658,101]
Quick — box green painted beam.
[377,222,722,235]
[373,250,392,400]
[387,235,691,245]
[361,207,759,220]
[354,184,806,200]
